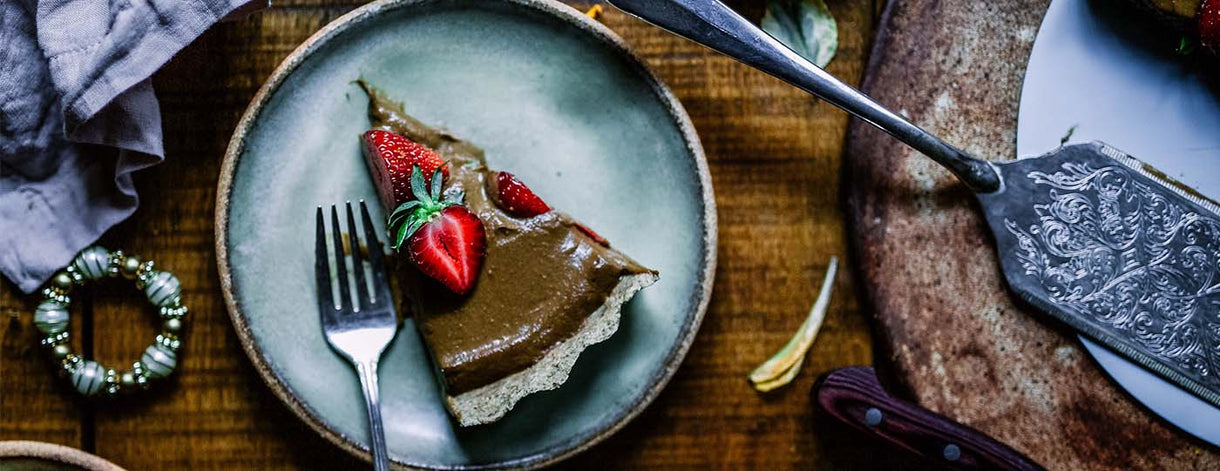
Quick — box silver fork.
[315,201,397,471]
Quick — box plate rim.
[213,0,718,469]
[0,440,127,471]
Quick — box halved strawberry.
[408,206,485,295]
[389,165,485,295]
[1201,0,1220,53]
[487,171,550,218]
[362,130,448,210]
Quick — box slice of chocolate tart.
[358,82,659,426]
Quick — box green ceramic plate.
[0,441,126,471]
[216,0,715,468]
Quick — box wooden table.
[1,0,896,468]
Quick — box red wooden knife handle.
[813,366,1044,471]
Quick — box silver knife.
[608,0,1220,406]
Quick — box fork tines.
[313,200,397,471]
[314,201,391,315]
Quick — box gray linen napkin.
[0,0,253,293]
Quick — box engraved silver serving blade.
[608,0,1220,407]
[979,142,1220,407]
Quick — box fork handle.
[604,0,1000,192]
[356,361,390,471]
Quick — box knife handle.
[813,367,1044,471]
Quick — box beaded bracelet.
[34,246,188,397]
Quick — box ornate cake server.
[609,0,1220,407]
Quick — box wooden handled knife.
[814,367,1045,471]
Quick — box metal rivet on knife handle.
[864,407,882,427]
[943,444,962,461]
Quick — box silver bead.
[71,246,112,280]
[163,318,183,334]
[120,256,141,279]
[129,362,149,389]
[41,331,70,347]
[141,343,177,378]
[104,368,119,395]
[159,305,188,319]
[155,333,181,351]
[41,287,70,305]
[64,265,82,283]
[51,344,72,360]
[107,250,125,277]
[142,271,181,308]
[59,354,81,377]
[137,260,155,280]
[120,371,136,388]
[34,300,70,335]
[71,360,106,396]
[52,272,74,291]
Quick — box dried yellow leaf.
[748,256,838,391]
[752,353,804,393]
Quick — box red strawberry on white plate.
[487,171,551,218]
[362,130,448,210]
[485,171,610,246]
[389,165,485,295]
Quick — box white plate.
[1018,0,1220,445]
[216,0,715,467]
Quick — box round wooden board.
[845,0,1220,468]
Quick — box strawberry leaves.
[387,164,487,295]
[388,165,463,249]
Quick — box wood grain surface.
[846,0,1220,469]
[0,0,900,469]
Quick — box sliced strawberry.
[1201,0,1220,53]
[362,130,448,210]
[575,223,610,247]
[488,171,551,218]
[408,206,486,295]
[389,165,486,295]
